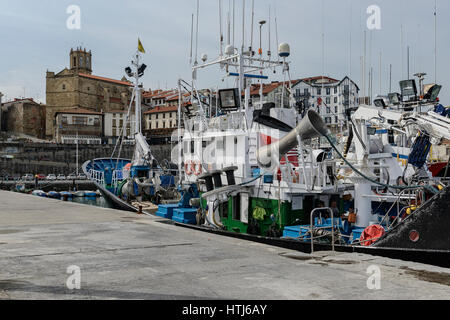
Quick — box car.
[57,174,66,180]
[22,174,34,181]
[37,174,46,180]
[67,174,77,180]
[47,174,57,181]
[77,173,87,180]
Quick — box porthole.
[409,230,420,243]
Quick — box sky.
[0,0,449,104]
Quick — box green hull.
[221,197,305,237]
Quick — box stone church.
[45,47,133,139]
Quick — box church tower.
[70,47,92,74]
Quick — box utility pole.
[434,0,437,84]
[0,92,3,132]
[389,64,392,93]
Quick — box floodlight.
[125,67,133,77]
[138,64,147,77]
[388,93,402,105]
[218,88,240,111]
[373,98,387,109]
[423,84,442,102]
[399,79,417,97]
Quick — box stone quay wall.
[0,142,172,176]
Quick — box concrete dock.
[0,190,449,300]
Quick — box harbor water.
[66,196,114,209]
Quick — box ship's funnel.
[257,110,330,168]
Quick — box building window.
[73,116,87,125]
[335,106,338,113]
[326,107,330,114]
[62,84,66,90]
[326,88,331,95]
[335,116,338,123]
[317,88,321,95]
[325,117,331,124]
[326,97,331,104]
[334,97,338,103]
[334,87,338,94]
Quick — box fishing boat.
[32,190,47,197]
[83,48,177,212]
[72,190,85,197]
[84,191,98,198]
[47,191,61,199]
[152,2,450,268]
[60,191,73,198]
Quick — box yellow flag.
[138,38,146,53]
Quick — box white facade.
[104,111,136,138]
[144,108,178,130]
[293,76,359,129]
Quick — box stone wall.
[0,142,172,175]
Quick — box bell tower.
[70,47,92,74]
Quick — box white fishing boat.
[152,1,450,267]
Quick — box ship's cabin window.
[221,201,228,219]
[233,196,241,221]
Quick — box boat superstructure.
[83,50,177,213]
[153,2,450,266]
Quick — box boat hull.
[173,222,450,268]
[82,158,137,213]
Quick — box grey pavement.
[0,190,449,300]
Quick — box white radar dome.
[278,42,290,58]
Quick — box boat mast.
[133,53,142,136]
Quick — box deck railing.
[88,169,105,186]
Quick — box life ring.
[194,162,203,176]
[185,161,193,175]
[190,161,196,175]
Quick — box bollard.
[138,205,143,215]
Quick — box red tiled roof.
[143,90,165,98]
[297,76,339,85]
[152,90,178,99]
[144,105,179,115]
[79,73,132,86]
[55,108,103,116]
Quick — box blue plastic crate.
[172,208,198,225]
[155,204,179,219]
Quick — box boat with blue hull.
[83,50,177,213]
